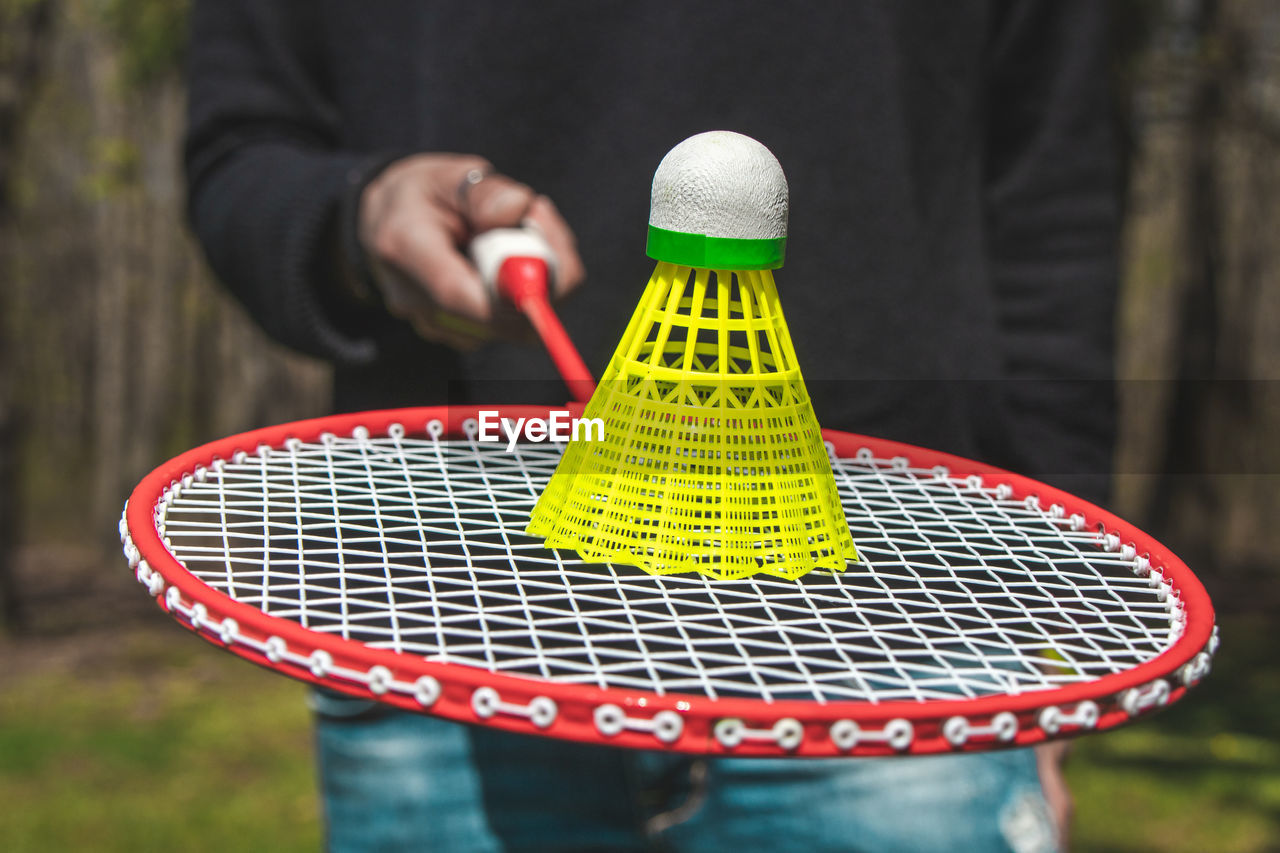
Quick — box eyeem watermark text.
[477,410,605,452]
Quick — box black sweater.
[185,1,1119,502]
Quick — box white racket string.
[154,427,1180,705]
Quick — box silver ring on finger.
[457,167,493,216]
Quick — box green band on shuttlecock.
[646,225,786,270]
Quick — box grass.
[0,615,1275,851]
[1065,612,1279,852]
[0,625,320,852]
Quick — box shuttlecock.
[527,131,856,580]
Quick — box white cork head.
[649,131,788,240]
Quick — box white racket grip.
[469,226,557,295]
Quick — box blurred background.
[0,0,1277,850]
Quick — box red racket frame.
[123,404,1216,757]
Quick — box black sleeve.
[184,0,385,364]
[983,0,1121,505]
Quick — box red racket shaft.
[496,256,596,403]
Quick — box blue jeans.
[312,691,1057,853]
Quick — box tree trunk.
[1149,0,1224,549]
[0,0,57,632]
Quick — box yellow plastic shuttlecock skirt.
[527,261,857,580]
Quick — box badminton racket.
[121,404,1216,757]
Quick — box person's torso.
[324,1,1007,460]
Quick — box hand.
[1035,741,1073,851]
[358,154,585,350]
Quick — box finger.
[410,313,488,352]
[378,212,493,322]
[523,195,586,298]
[370,260,435,321]
[463,173,538,232]
[371,258,494,351]
[365,154,491,243]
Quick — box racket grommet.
[366,665,392,695]
[1039,707,1062,735]
[462,418,478,439]
[714,718,744,749]
[594,704,625,737]
[387,423,406,439]
[472,686,500,719]
[232,450,247,465]
[830,719,860,751]
[652,710,684,744]
[351,426,370,441]
[191,602,208,628]
[885,719,914,751]
[992,712,1019,742]
[772,718,804,751]
[219,617,238,645]
[265,636,286,663]
[528,697,558,729]
[309,649,333,678]
[1179,653,1209,686]
[147,569,165,598]
[284,437,303,452]
[426,420,444,439]
[1121,680,1170,717]
[165,586,182,612]
[943,716,969,747]
[414,676,441,707]
[996,484,1013,500]
[1040,703,1099,733]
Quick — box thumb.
[463,174,537,232]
